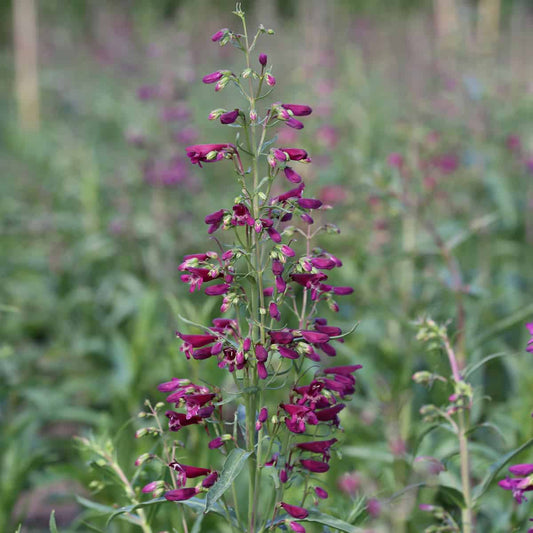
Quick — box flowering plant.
[126,6,361,533]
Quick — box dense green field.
[1,2,532,532]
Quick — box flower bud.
[250,110,258,122]
[211,28,228,42]
[259,53,267,66]
[266,74,276,87]
[135,453,155,466]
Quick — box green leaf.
[463,351,512,379]
[106,497,166,526]
[437,485,466,509]
[76,496,118,515]
[191,512,205,533]
[49,510,59,533]
[471,302,533,348]
[473,437,533,501]
[306,509,365,532]
[205,448,252,513]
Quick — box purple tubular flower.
[259,53,267,66]
[266,74,276,86]
[315,486,328,499]
[202,471,219,488]
[211,28,227,42]
[220,109,240,124]
[298,198,323,210]
[281,104,313,116]
[509,464,533,476]
[315,403,345,421]
[281,245,296,257]
[301,213,314,225]
[269,302,281,321]
[289,521,306,532]
[286,117,304,130]
[142,481,159,493]
[278,346,300,359]
[205,283,230,295]
[300,330,330,344]
[202,70,224,84]
[284,167,302,183]
[164,487,198,501]
[186,143,232,167]
[269,330,294,344]
[295,438,338,455]
[205,209,225,233]
[255,344,268,362]
[258,407,268,423]
[280,148,310,162]
[280,502,309,519]
[332,286,354,295]
[209,436,224,449]
[300,459,330,473]
[169,462,211,478]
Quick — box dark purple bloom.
[275,275,286,293]
[281,104,313,116]
[269,330,294,344]
[300,459,330,473]
[280,502,309,519]
[278,346,300,359]
[509,464,533,476]
[315,486,328,499]
[255,344,268,362]
[259,53,267,66]
[208,436,225,449]
[202,471,219,487]
[220,109,240,124]
[289,521,306,532]
[269,302,281,321]
[211,28,227,42]
[299,330,330,344]
[298,198,322,209]
[202,70,224,84]
[286,117,304,129]
[284,167,302,183]
[164,487,199,501]
[231,204,255,226]
[205,209,225,234]
[332,286,354,295]
[186,143,232,167]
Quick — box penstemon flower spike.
[136,6,361,532]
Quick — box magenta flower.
[266,74,276,86]
[300,459,330,473]
[164,487,199,501]
[220,109,240,124]
[283,167,302,183]
[315,486,328,499]
[286,117,304,130]
[186,143,233,167]
[202,471,219,488]
[289,522,306,532]
[259,53,267,66]
[280,502,309,519]
[202,70,225,84]
[526,323,533,353]
[211,28,228,42]
[281,104,312,116]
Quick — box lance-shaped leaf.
[205,448,252,513]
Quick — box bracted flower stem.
[441,333,474,533]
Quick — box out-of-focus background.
[1,0,532,531]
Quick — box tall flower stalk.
[135,6,360,533]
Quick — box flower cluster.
[135,9,360,532]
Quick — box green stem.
[458,409,474,533]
